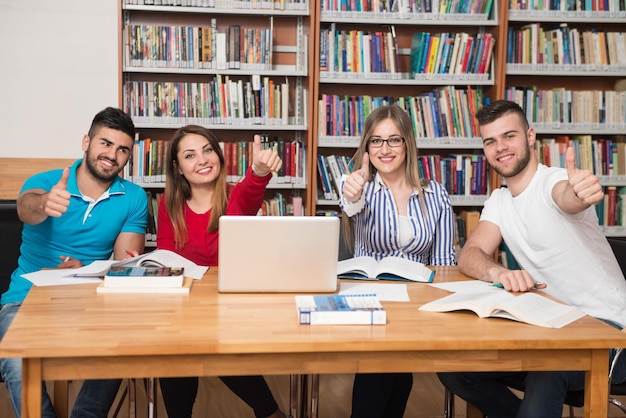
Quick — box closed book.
[103,266,184,288]
[296,294,386,325]
[97,277,193,294]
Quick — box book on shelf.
[460,210,480,239]
[295,294,386,325]
[337,256,435,283]
[419,290,586,328]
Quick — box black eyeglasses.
[368,136,405,148]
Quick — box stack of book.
[96,249,208,294]
[98,266,193,294]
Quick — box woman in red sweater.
[157,125,285,418]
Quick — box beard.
[491,143,531,179]
[84,148,124,183]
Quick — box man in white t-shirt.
[437,99,626,418]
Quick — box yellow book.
[460,210,480,239]
[426,35,440,74]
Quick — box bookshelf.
[310,0,507,218]
[504,0,626,236]
[117,0,626,241]
[119,0,316,231]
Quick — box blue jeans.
[437,329,626,418]
[0,303,122,418]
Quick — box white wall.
[0,0,118,158]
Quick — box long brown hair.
[164,125,228,248]
[341,105,429,253]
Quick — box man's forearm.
[457,245,504,282]
[17,191,49,225]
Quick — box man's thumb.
[565,146,577,178]
[57,167,70,189]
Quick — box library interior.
[1,0,626,417]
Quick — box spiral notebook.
[218,216,340,293]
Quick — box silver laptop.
[218,216,340,293]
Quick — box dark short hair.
[88,107,136,139]
[475,100,529,131]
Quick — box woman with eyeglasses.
[340,105,456,418]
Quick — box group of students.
[0,100,625,418]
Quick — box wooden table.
[1,266,625,418]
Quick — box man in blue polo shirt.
[0,107,148,418]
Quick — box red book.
[290,141,297,179]
[284,141,292,183]
[433,154,442,183]
[607,186,617,226]
[460,36,474,73]
[477,34,492,74]
[481,35,496,75]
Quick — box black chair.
[0,199,21,388]
[0,200,22,297]
[444,237,626,418]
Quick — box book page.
[376,256,434,282]
[22,260,117,286]
[419,291,514,317]
[337,256,379,279]
[492,292,586,328]
[429,280,501,293]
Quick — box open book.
[419,291,586,328]
[337,256,435,283]
[114,249,208,279]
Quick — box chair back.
[0,200,22,296]
[607,238,626,278]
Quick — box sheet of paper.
[21,260,117,286]
[26,275,104,286]
[339,282,410,302]
[428,280,501,294]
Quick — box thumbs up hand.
[44,168,72,217]
[342,152,371,203]
[252,134,282,176]
[565,146,603,206]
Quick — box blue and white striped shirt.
[340,173,456,266]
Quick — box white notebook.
[218,216,340,293]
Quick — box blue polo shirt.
[2,159,148,304]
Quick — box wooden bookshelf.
[310,0,508,217]
[119,0,317,216]
[504,0,626,234]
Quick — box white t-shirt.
[481,164,626,327]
